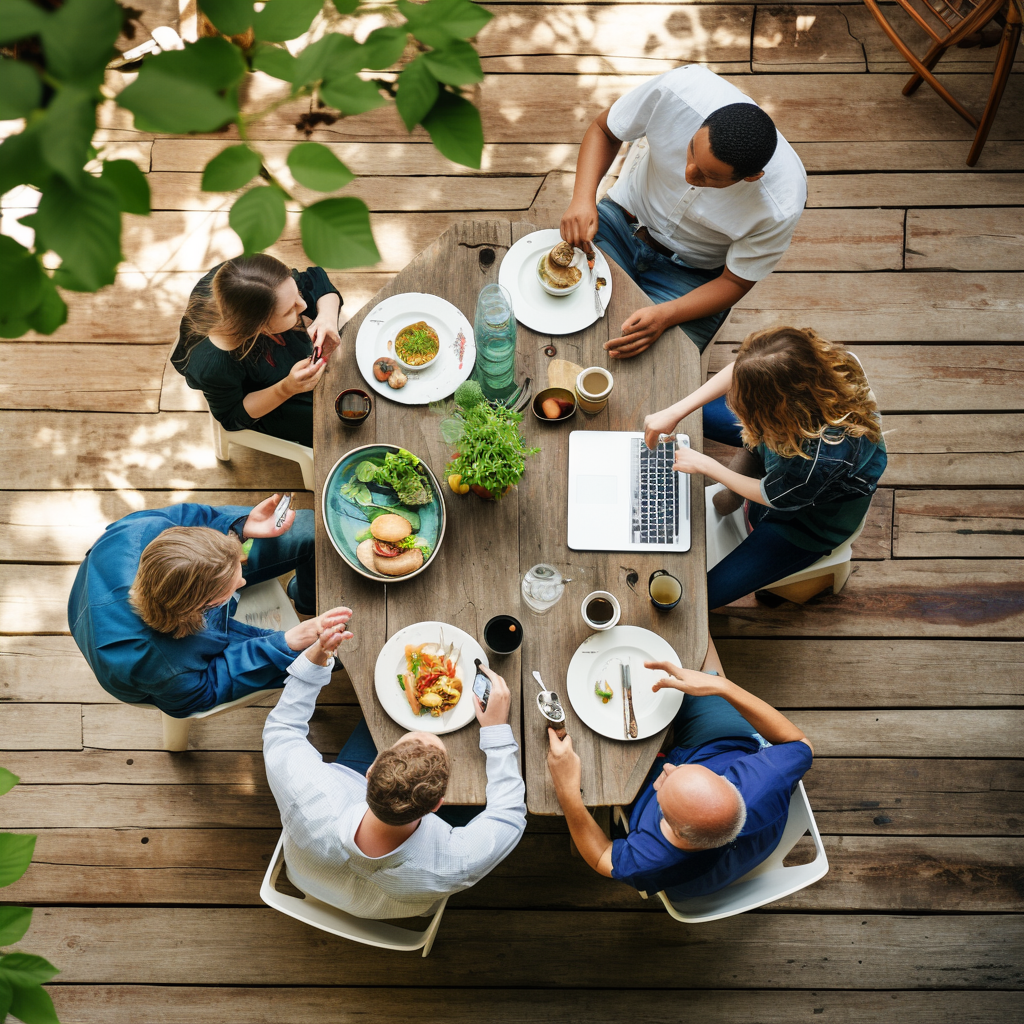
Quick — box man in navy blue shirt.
[546,637,813,897]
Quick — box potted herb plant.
[435,381,540,500]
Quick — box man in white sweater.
[262,624,527,920]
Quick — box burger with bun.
[355,513,431,577]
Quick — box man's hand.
[604,304,672,359]
[243,494,295,538]
[307,313,342,361]
[646,660,725,697]
[285,606,352,652]
[547,728,582,800]
[474,664,511,727]
[560,199,599,254]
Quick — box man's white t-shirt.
[605,65,807,282]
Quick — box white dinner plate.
[374,620,486,735]
[355,293,476,405]
[498,229,613,336]
[566,625,683,741]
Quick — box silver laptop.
[567,431,691,552]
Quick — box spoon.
[532,671,567,739]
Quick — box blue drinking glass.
[473,283,518,402]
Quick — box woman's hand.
[560,199,599,254]
[243,494,295,538]
[672,447,715,477]
[307,314,342,361]
[645,660,726,697]
[281,355,325,397]
[644,407,684,450]
[604,304,672,360]
[286,606,353,652]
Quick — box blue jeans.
[702,399,821,609]
[238,508,316,615]
[594,198,730,353]
[334,718,479,827]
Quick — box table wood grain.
[314,219,706,809]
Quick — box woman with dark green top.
[171,255,343,447]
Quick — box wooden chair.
[261,834,449,956]
[616,781,828,923]
[129,578,298,751]
[211,412,315,490]
[862,0,1022,165]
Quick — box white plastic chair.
[705,483,866,604]
[211,412,314,491]
[615,780,828,923]
[130,578,299,751]
[261,833,449,956]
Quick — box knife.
[622,660,638,739]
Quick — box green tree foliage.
[0,767,61,1023]
[0,0,492,338]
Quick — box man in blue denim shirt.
[546,637,813,897]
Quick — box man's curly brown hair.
[365,738,451,826]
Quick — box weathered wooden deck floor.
[1,1,1022,1020]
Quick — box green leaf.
[319,74,385,115]
[361,26,407,69]
[199,0,254,36]
[296,33,362,84]
[287,141,354,192]
[0,0,48,45]
[398,0,491,48]
[0,833,35,888]
[395,56,438,131]
[0,977,11,1020]
[38,87,95,184]
[253,0,323,42]
[300,197,379,269]
[331,0,359,12]
[41,0,123,85]
[0,955,59,987]
[0,129,49,195]
[101,159,150,215]
[25,275,68,335]
[0,237,44,318]
[0,767,18,795]
[116,37,245,133]
[0,59,41,119]
[27,174,122,292]
[251,42,299,83]
[228,186,287,254]
[7,982,60,1024]
[422,39,482,85]
[422,88,482,168]
[0,907,32,946]
[202,145,262,192]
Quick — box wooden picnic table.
[314,220,707,811]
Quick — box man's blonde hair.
[129,527,242,638]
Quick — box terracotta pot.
[470,483,514,501]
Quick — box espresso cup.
[648,570,682,610]
[581,590,621,631]
[575,366,614,414]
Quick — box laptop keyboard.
[630,438,680,545]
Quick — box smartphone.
[472,658,491,710]
[273,493,292,529]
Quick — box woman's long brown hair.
[728,326,882,459]
[183,254,292,361]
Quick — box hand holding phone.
[472,658,491,711]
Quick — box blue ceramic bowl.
[321,444,446,583]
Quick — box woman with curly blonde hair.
[644,326,887,609]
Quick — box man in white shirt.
[263,633,527,920]
[561,65,807,357]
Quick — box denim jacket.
[758,428,888,514]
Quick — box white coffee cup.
[581,590,621,631]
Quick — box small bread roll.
[356,539,378,571]
[373,547,424,576]
[370,514,412,543]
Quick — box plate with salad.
[374,621,486,734]
[322,444,446,583]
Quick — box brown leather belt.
[619,206,675,259]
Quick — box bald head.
[655,763,747,850]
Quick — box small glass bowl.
[335,388,372,425]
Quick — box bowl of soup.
[392,320,441,371]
